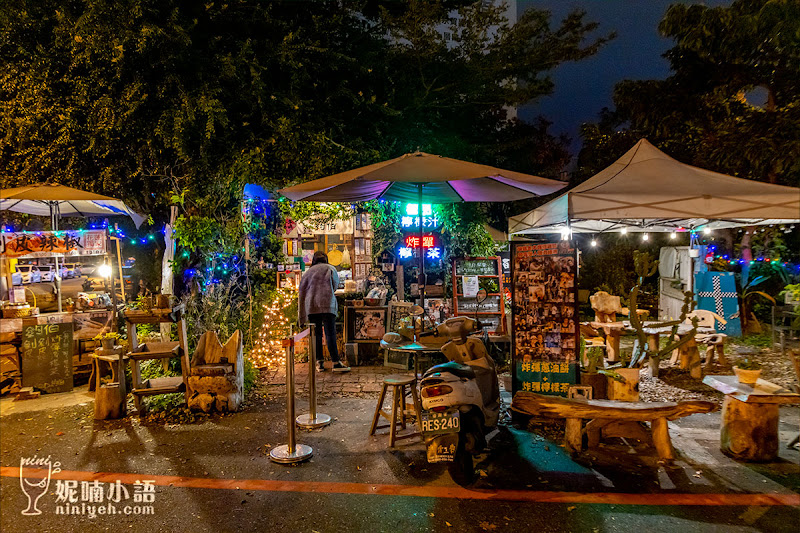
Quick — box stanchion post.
[270,336,313,463]
[296,323,331,428]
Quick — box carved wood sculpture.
[188,330,244,413]
[512,391,716,463]
[589,291,623,323]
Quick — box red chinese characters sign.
[404,235,437,248]
[1,230,106,258]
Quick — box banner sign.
[511,239,579,396]
[1,230,106,258]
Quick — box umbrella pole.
[50,202,63,314]
[418,184,425,310]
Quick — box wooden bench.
[512,391,716,463]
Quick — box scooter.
[418,303,500,485]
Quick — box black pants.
[308,313,340,363]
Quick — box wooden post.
[720,396,780,462]
[605,331,621,363]
[647,334,660,377]
[650,417,674,462]
[565,418,582,453]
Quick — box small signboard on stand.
[21,321,73,393]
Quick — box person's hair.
[311,251,329,266]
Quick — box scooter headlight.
[421,385,453,398]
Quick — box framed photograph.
[345,306,387,343]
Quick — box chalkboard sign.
[454,259,498,276]
[21,323,73,393]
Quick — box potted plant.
[94,332,120,351]
[64,298,75,312]
[733,357,762,385]
[579,336,608,399]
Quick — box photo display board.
[511,239,579,396]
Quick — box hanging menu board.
[21,323,74,393]
[451,257,505,334]
[511,240,578,396]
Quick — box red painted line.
[2,467,798,506]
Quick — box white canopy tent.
[508,139,800,235]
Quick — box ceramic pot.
[101,337,115,351]
[733,366,761,385]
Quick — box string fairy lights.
[248,287,298,368]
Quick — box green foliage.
[739,333,772,347]
[242,356,259,396]
[578,0,800,186]
[173,216,222,253]
[736,357,761,371]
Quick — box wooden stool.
[698,333,727,368]
[369,374,423,447]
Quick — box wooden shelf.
[132,376,185,396]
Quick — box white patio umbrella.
[1,183,145,311]
[279,151,567,304]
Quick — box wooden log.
[565,418,582,453]
[647,334,660,377]
[511,391,716,421]
[580,372,607,399]
[720,396,780,462]
[650,417,674,462]
[94,384,126,419]
[607,368,640,402]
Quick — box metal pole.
[286,343,296,453]
[270,339,313,463]
[418,183,425,308]
[51,202,63,313]
[296,323,331,428]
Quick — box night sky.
[517,0,732,158]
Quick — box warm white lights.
[621,228,628,235]
[590,239,597,247]
[670,232,677,239]
[98,264,112,278]
[642,233,649,241]
[703,227,712,235]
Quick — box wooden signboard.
[451,256,505,334]
[21,323,73,393]
[511,239,579,396]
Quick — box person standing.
[298,251,350,372]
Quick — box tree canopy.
[578,0,800,186]
[1,0,610,220]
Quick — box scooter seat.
[423,361,475,379]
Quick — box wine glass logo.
[19,455,61,516]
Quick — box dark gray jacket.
[298,263,339,325]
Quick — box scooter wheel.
[448,438,476,486]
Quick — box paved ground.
[1,365,798,532]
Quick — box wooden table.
[589,321,714,378]
[703,375,800,461]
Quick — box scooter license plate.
[421,409,460,436]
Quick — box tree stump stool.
[369,374,423,447]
